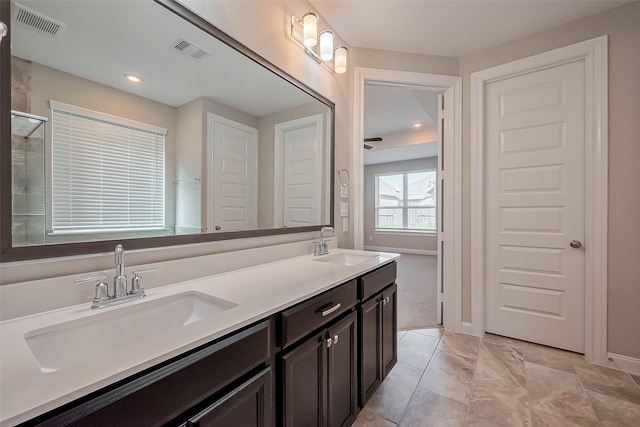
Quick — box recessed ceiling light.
[124,73,142,83]
[413,123,422,128]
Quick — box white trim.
[470,36,608,364]
[606,353,640,376]
[460,322,474,336]
[374,230,437,236]
[353,67,462,333]
[363,246,437,256]
[49,100,167,135]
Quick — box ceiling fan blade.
[364,137,383,142]
[364,144,373,150]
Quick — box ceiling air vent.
[173,38,210,61]
[13,3,66,37]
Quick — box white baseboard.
[606,353,640,375]
[461,322,475,335]
[364,245,437,256]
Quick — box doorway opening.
[353,68,462,333]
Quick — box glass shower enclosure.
[11,110,46,246]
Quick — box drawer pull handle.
[334,334,339,345]
[326,337,333,348]
[320,302,341,317]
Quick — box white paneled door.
[485,60,586,352]
[207,114,258,233]
[274,115,323,227]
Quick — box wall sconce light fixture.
[291,12,347,74]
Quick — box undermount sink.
[313,252,378,266]
[24,292,237,373]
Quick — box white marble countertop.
[0,249,399,425]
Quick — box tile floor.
[353,328,640,427]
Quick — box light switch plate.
[343,217,349,232]
[340,185,349,199]
[340,202,348,217]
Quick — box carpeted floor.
[395,254,438,330]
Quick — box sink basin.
[24,292,237,373]
[313,252,378,266]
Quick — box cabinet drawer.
[359,262,397,302]
[280,280,356,348]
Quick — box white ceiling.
[11,1,316,116]
[309,0,629,58]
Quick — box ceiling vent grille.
[13,3,66,37]
[173,39,210,61]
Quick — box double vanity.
[0,249,399,426]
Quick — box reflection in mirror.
[7,0,333,250]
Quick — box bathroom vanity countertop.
[0,249,399,425]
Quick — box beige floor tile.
[481,333,531,353]
[417,349,475,404]
[398,387,468,427]
[466,374,531,427]
[575,363,640,405]
[531,410,585,427]
[365,363,423,424]
[397,331,439,370]
[522,342,589,374]
[475,341,526,388]
[526,363,599,427]
[353,406,397,427]
[438,331,480,361]
[586,389,640,427]
[411,327,444,339]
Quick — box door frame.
[470,36,608,364]
[352,68,463,332]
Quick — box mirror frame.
[0,0,335,262]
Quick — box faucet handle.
[75,276,109,303]
[131,268,156,294]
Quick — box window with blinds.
[50,101,166,234]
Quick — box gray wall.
[364,157,438,252]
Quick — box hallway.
[396,254,438,330]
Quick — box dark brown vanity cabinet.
[358,263,398,406]
[279,280,358,427]
[280,312,357,427]
[25,320,273,427]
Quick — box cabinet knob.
[333,334,339,345]
[326,337,333,348]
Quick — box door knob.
[215,225,221,231]
[570,240,582,249]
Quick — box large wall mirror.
[0,0,334,261]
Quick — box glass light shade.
[319,30,334,61]
[334,46,348,74]
[302,12,318,47]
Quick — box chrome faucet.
[113,244,127,297]
[76,244,153,309]
[314,226,335,256]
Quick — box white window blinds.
[50,101,166,234]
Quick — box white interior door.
[485,60,586,352]
[207,114,258,232]
[436,87,454,325]
[274,115,323,227]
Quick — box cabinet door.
[381,284,398,378]
[187,368,272,427]
[327,312,358,427]
[358,297,381,406]
[281,332,327,427]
